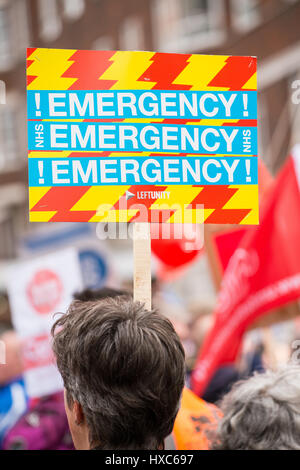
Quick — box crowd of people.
[0,284,299,451]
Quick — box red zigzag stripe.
[209,56,256,90]
[138,52,192,90]
[62,50,117,90]
[188,186,251,224]
[31,187,96,222]
[26,47,37,86]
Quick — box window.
[290,71,300,148]
[0,93,25,173]
[0,107,18,171]
[63,0,85,21]
[92,36,114,51]
[230,0,261,33]
[181,0,215,37]
[152,0,180,52]
[39,0,62,42]
[0,3,12,71]
[152,0,225,53]
[13,0,30,58]
[0,0,30,72]
[120,16,144,50]
[0,80,5,105]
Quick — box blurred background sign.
[6,248,82,398]
[79,249,108,289]
[19,223,110,290]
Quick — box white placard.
[6,248,83,398]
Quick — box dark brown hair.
[51,296,185,450]
[73,287,128,302]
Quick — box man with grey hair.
[214,365,300,450]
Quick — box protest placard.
[27,48,258,308]
[27,49,258,226]
[6,248,82,398]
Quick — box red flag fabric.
[211,157,274,273]
[212,228,247,272]
[151,224,204,280]
[192,145,300,396]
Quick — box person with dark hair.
[73,287,128,302]
[51,296,185,450]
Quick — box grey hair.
[214,364,300,450]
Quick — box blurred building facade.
[0,0,300,259]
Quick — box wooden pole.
[133,222,151,310]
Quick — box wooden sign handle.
[133,222,151,310]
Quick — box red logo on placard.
[27,269,63,315]
[22,334,55,370]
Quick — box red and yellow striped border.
[27,48,258,224]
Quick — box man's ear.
[73,401,85,426]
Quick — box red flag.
[151,224,204,280]
[211,158,274,273]
[192,145,300,396]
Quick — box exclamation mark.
[245,159,251,182]
[38,161,44,184]
[243,94,248,117]
[35,92,41,117]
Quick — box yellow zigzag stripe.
[71,186,129,212]
[29,186,51,209]
[99,51,156,90]
[242,72,257,90]
[173,55,229,90]
[27,48,77,90]
[223,185,259,224]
